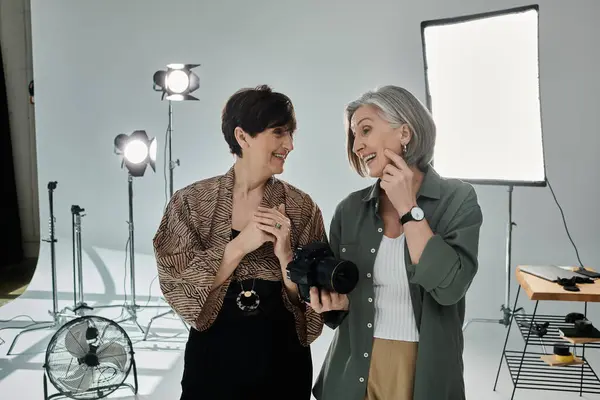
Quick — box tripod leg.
[115,317,145,335]
[462,317,501,331]
[115,305,145,336]
[7,322,56,355]
[133,318,145,335]
[143,309,180,340]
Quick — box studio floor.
[1,240,599,400]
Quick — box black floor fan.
[42,315,138,400]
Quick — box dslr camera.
[286,241,359,303]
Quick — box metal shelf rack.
[494,281,600,399]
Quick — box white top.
[372,233,419,342]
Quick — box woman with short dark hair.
[154,85,327,400]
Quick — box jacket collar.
[361,164,442,203]
[211,165,289,278]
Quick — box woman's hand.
[254,204,293,265]
[380,148,418,216]
[231,219,274,257]
[308,287,349,313]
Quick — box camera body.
[286,241,359,303]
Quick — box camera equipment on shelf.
[559,314,600,339]
[286,241,360,303]
[43,315,138,400]
[1,181,78,355]
[549,343,575,364]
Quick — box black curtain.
[0,41,24,268]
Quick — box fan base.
[43,357,139,400]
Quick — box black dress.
[180,229,313,400]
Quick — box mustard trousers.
[365,338,418,400]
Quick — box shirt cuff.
[323,310,349,330]
[407,234,459,292]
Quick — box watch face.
[411,207,425,220]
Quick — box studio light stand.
[167,100,179,198]
[420,9,546,332]
[141,64,201,340]
[62,204,129,318]
[1,181,75,355]
[62,205,93,315]
[112,130,160,336]
[114,173,146,334]
[462,186,524,331]
[142,100,190,341]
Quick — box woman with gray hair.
[310,85,483,400]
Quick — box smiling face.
[235,126,294,175]
[350,105,411,178]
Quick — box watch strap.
[400,210,414,225]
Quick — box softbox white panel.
[422,5,546,186]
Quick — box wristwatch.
[400,206,425,225]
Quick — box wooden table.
[493,266,600,399]
[516,265,600,302]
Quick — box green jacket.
[313,166,483,400]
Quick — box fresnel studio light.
[112,130,157,333]
[151,63,200,198]
[153,63,200,101]
[114,130,157,177]
[143,63,200,339]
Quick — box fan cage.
[43,315,137,400]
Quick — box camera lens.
[330,260,359,294]
[314,259,359,294]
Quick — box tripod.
[1,181,76,355]
[463,185,524,332]
[143,100,189,340]
[67,174,150,335]
[61,204,129,319]
[61,205,93,316]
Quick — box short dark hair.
[222,85,297,157]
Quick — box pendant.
[236,289,260,312]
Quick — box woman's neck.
[233,158,269,198]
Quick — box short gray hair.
[344,85,436,176]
